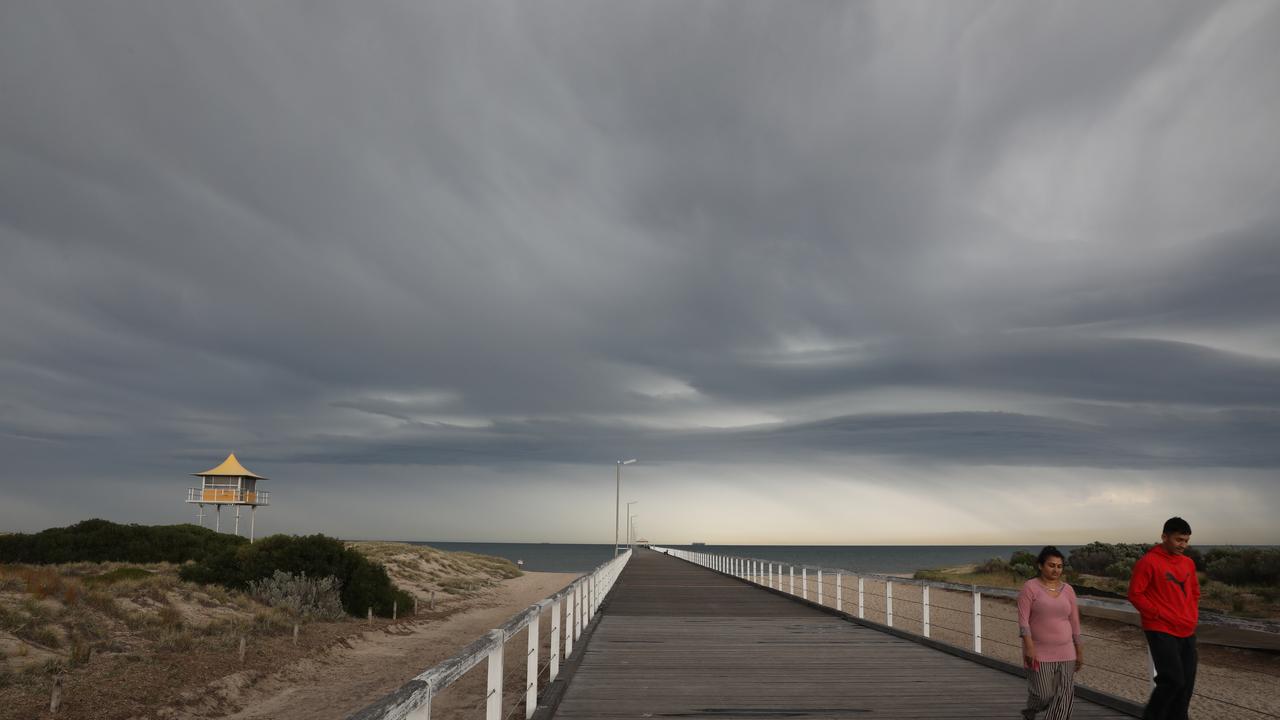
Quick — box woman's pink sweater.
[1017,578,1082,662]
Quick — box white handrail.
[348,549,632,720]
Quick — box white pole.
[858,577,865,619]
[250,506,256,543]
[973,590,983,654]
[817,570,824,605]
[802,568,808,600]
[526,614,539,719]
[614,464,620,556]
[887,580,894,627]
[234,505,241,536]
[790,566,795,595]
[550,599,561,678]
[486,630,504,720]
[922,585,931,638]
[216,505,221,532]
[564,594,574,658]
[836,572,842,611]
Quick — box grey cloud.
[2,2,1279,537]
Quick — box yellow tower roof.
[192,452,268,480]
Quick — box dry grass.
[347,541,521,596]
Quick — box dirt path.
[159,571,578,720]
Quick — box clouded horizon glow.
[2,2,1278,545]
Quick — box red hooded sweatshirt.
[1127,544,1200,637]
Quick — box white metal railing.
[652,546,1280,720]
[348,549,631,720]
[186,487,271,505]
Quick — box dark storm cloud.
[2,0,1279,533]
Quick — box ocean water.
[406,541,1065,575]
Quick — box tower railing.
[186,488,271,505]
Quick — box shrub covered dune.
[917,541,1280,618]
[0,519,411,617]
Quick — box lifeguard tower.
[187,453,271,541]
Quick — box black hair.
[1036,546,1065,566]
[1162,516,1192,535]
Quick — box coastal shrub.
[83,567,154,586]
[1067,542,1149,576]
[1204,548,1280,586]
[0,519,246,565]
[180,534,411,618]
[247,570,345,620]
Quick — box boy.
[1127,517,1199,720]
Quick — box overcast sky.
[2,1,1278,545]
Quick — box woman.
[1018,546,1084,720]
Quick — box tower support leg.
[250,506,256,543]
[216,506,221,532]
[234,506,241,536]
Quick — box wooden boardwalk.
[549,549,1134,719]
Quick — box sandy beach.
[154,570,579,720]
[747,571,1280,720]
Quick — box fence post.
[526,612,539,719]
[973,589,983,654]
[887,580,894,627]
[564,592,574,658]
[922,585,931,637]
[293,623,299,645]
[550,599,561,681]
[817,570,824,605]
[802,568,808,600]
[393,600,398,621]
[836,572,842,611]
[858,577,865,619]
[50,674,62,714]
[485,629,504,720]
[767,562,772,588]
[239,635,246,663]
[790,566,795,595]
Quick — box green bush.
[179,534,411,618]
[1203,547,1280,586]
[1067,542,1150,577]
[0,519,246,565]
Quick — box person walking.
[1128,517,1200,720]
[1018,546,1084,720]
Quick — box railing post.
[550,599,561,681]
[789,566,795,595]
[407,683,432,720]
[485,629,504,720]
[817,570,824,605]
[836,572,842,611]
[922,585,931,638]
[573,579,583,640]
[858,577,865,618]
[973,589,983,654]
[886,580,894,627]
[767,562,773,588]
[802,568,808,600]
[526,611,539,719]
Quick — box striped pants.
[1022,660,1075,720]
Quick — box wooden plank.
[547,549,1135,720]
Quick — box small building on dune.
[186,452,271,541]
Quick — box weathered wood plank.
[547,549,1135,719]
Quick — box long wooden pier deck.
[548,549,1133,719]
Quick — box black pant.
[1143,631,1197,720]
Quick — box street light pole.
[614,459,636,556]
[625,501,639,552]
